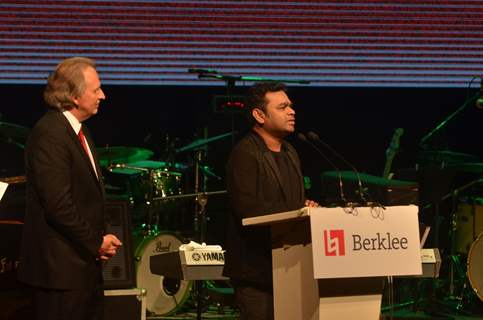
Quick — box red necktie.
[78,128,90,156]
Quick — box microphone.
[307,131,368,205]
[297,133,347,205]
[188,68,219,74]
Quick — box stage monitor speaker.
[103,200,135,289]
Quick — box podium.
[242,206,421,320]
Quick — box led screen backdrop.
[0,0,482,87]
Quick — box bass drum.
[135,233,192,315]
[467,232,483,302]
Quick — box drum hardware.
[173,145,228,320]
[151,190,227,203]
[193,148,212,320]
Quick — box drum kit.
[417,150,483,306]
[96,134,231,317]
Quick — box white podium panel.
[310,205,422,279]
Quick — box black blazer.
[223,131,305,286]
[18,110,106,290]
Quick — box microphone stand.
[191,68,310,149]
[419,90,480,147]
[196,72,310,85]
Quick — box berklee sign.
[310,206,422,279]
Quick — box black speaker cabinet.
[103,200,135,289]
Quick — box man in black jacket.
[224,82,317,319]
[18,57,122,320]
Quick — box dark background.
[1,84,481,245]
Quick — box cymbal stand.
[448,189,461,297]
[193,149,208,320]
[143,168,159,236]
[193,149,207,242]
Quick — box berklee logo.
[323,230,345,256]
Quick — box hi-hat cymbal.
[417,150,479,164]
[96,146,153,167]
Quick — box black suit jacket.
[18,110,106,290]
[223,131,305,286]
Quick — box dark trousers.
[33,283,104,320]
[235,283,274,320]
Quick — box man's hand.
[305,199,319,207]
[98,234,122,260]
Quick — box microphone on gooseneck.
[307,131,368,205]
[297,133,347,206]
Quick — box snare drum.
[467,232,483,302]
[456,203,483,254]
[134,233,191,315]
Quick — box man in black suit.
[18,57,122,320]
[224,82,318,320]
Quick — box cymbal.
[96,146,153,167]
[322,171,416,187]
[417,150,479,164]
[447,163,483,174]
[0,121,30,142]
[176,132,234,153]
